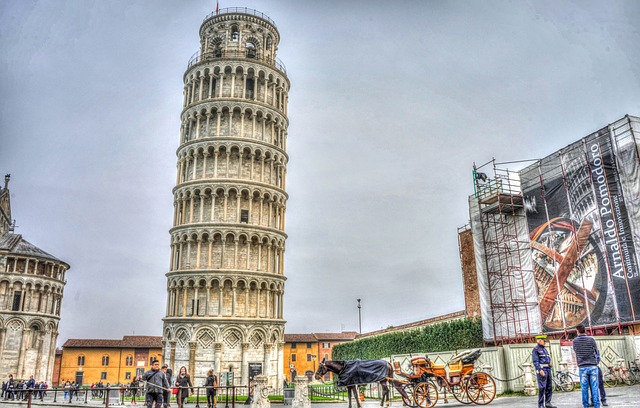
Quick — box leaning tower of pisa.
[163,8,289,387]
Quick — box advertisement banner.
[520,127,640,332]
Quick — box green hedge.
[332,317,482,360]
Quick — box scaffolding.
[471,159,541,344]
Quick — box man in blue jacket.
[532,334,556,408]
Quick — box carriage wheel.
[466,372,496,405]
[400,383,416,407]
[413,382,437,408]
[450,381,473,405]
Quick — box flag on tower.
[216,1,219,14]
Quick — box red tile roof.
[284,334,318,343]
[63,336,162,349]
[284,332,359,343]
[314,332,358,341]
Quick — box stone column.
[242,74,247,99]
[522,363,536,396]
[202,151,209,178]
[230,73,236,98]
[264,343,274,377]
[16,327,30,378]
[251,375,270,408]
[292,376,310,408]
[46,329,58,383]
[240,110,246,138]
[241,342,249,384]
[0,328,6,363]
[34,331,44,379]
[189,341,197,377]
[214,342,223,373]
[192,153,199,180]
[170,340,177,369]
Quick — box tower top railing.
[187,50,287,75]
[203,7,277,29]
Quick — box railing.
[14,385,284,407]
[187,50,287,75]
[4,384,374,406]
[203,7,278,29]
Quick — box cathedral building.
[0,175,69,380]
[162,8,290,387]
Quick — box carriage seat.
[392,361,410,378]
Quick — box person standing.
[26,375,35,400]
[142,359,169,408]
[5,375,15,400]
[161,364,171,408]
[532,334,556,408]
[204,369,217,408]
[573,324,603,408]
[130,375,140,405]
[175,366,193,408]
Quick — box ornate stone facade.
[0,175,69,381]
[163,8,289,387]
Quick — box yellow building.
[283,332,357,382]
[59,336,162,385]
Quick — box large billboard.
[519,120,640,332]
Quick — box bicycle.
[551,368,575,392]
[603,359,633,387]
[626,360,640,385]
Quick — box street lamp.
[357,299,362,334]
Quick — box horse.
[314,358,405,408]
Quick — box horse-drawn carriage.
[392,349,496,407]
[315,349,496,408]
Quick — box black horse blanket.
[336,360,388,387]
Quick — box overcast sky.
[1,0,638,345]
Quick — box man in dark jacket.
[573,325,602,408]
[142,359,169,408]
[161,364,172,408]
[532,334,556,408]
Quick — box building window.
[12,291,22,311]
[322,343,330,348]
[125,372,131,380]
[101,372,107,380]
[291,343,296,349]
[291,354,296,362]
[231,25,239,41]
[77,355,85,366]
[307,354,312,362]
[246,43,256,58]
[126,356,133,366]
[324,353,329,360]
[102,355,109,366]
[240,209,249,223]
[306,343,312,348]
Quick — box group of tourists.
[140,359,218,408]
[1,375,48,401]
[533,324,608,408]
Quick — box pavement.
[0,385,639,408]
